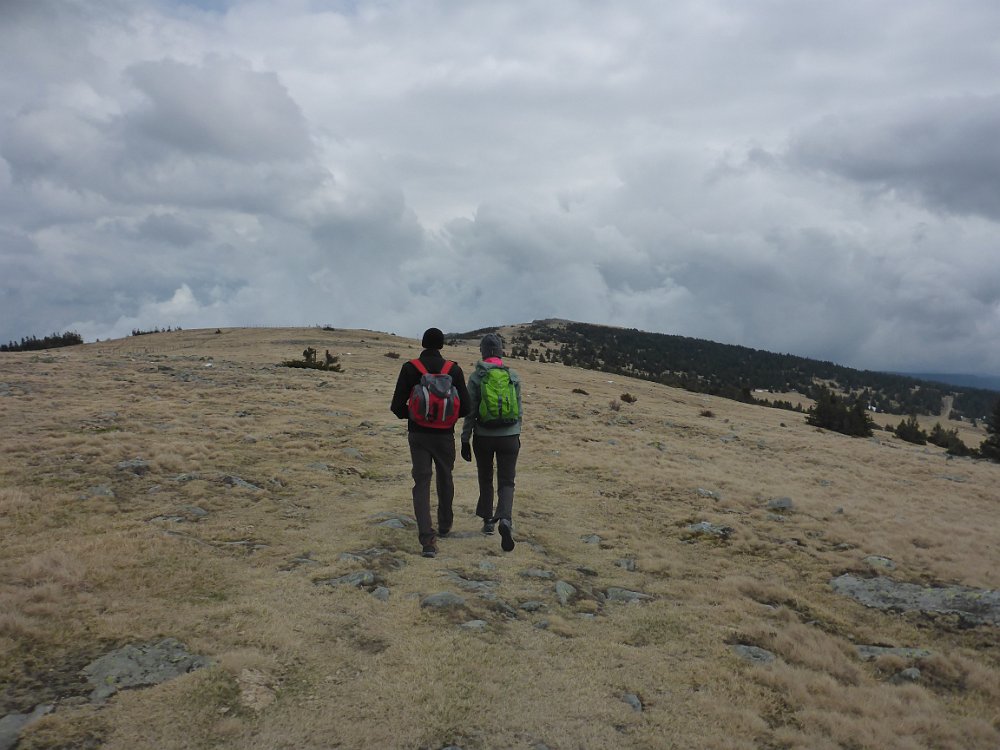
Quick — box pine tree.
[980,398,1000,462]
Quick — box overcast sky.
[3,0,1000,374]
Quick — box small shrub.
[700,409,715,418]
[620,393,637,404]
[609,399,622,412]
[572,388,589,395]
[894,416,927,445]
[927,423,971,456]
[385,352,401,359]
[805,386,873,437]
[280,348,343,372]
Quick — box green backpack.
[478,366,519,427]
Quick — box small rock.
[521,568,555,580]
[605,587,652,603]
[576,566,599,577]
[342,447,365,461]
[732,644,776,664]
[622,693,643,712]
[378,518,409,530]
[520,601,547,612]
[237,669,276,712]
[555,581,577,606]
[222,475,263,491]
[685,521,734,540]
[460,620,488,630]
[767,497,794,511]
[478,560,497,571]
[443,571,496,593]
[371,587,391,601]
[696,488,721,500]
[320,570,376,588]
[116,458,150,476]
[338,552,368,564]
[863,555,897,571]
[614,558,637,572]
[82,485,115,500]
[855,645,933,662]
[581,534,602,544]
[890,667,922,684]
[420,592,466,609]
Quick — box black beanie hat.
[421,327,445,350]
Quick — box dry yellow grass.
[1,326,998,749]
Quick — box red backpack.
[407,359,461,429]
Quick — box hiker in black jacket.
[390,327,471,558]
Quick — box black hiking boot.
[421,544,437,558]
[481,519,495,535]
[498,519,515,552]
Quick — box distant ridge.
[898,373,1000,393]
[455,320,1000,421]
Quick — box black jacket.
[390,349,472,433]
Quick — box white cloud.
[3,0,1000,375]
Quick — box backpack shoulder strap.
[440,360,454,375]
[410,358,428,375]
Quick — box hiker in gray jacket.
[460,333,522,551]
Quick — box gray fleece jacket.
[461,360,523,443]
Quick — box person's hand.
[461,442,472,462]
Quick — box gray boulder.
[0,704,53,750]
[830,574,1000,626]
[420,592,466,609]
[81,638,209,703]
[555,581,577,606]
[732,644,776,664]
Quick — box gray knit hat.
[480,333,503,359]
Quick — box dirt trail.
[941,394,954,420]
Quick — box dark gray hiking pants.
[472,434,520,522]
[407,431,456,545]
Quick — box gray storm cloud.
[1,0,1000,374]
[788,96,1000,222]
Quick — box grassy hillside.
[474,319,999,423]
[1,327,998,749]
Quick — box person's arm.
[461,370,479,443]
[514,373,524,424]
[390,363,413,419]
[452,363,472,419]
[515,375,523,424]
